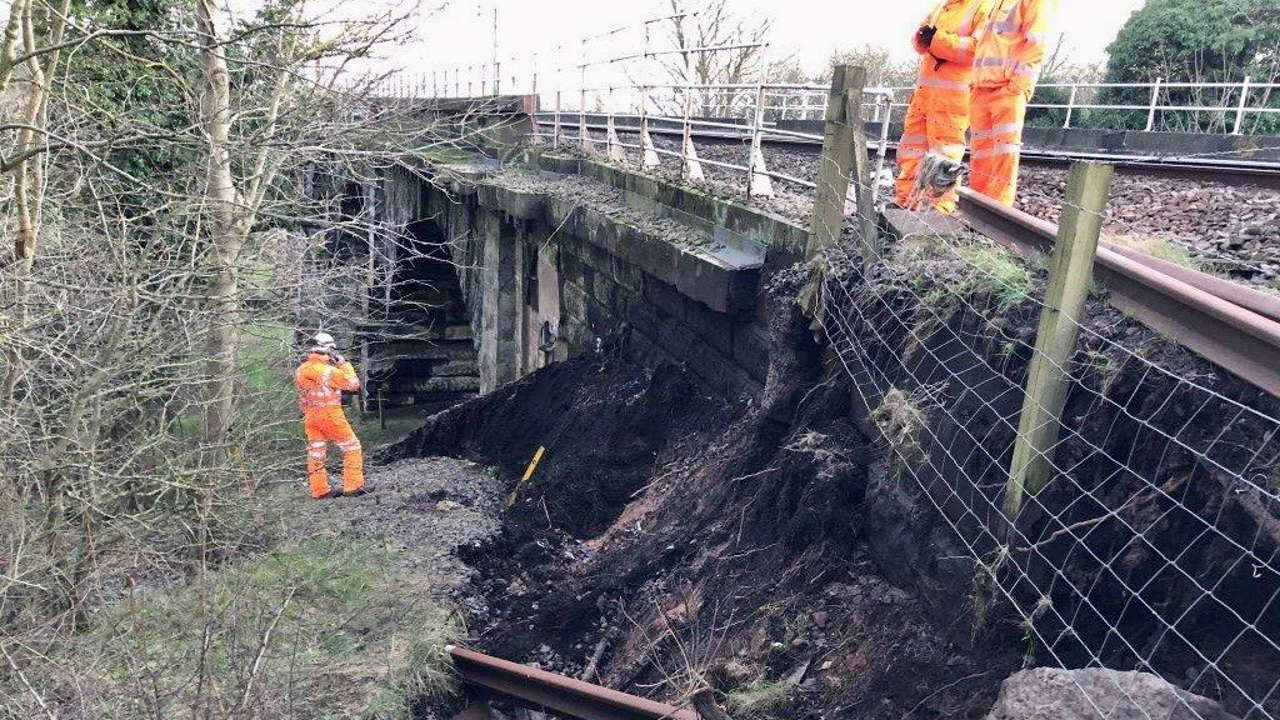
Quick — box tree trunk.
[3,0,71,402]
[691,689,735,720]
[195,0,245,467]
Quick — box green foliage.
[48,539,460,718]
[240,320,295,395]
[897,236,1035,311]
[66,0,202,183]
[1026,82,1071,129]
[726,681,789,718]
[1102,231,1201,270]
[1097,0,1280,133]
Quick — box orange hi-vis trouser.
[304,406,364,497]
[894,84,971,213]
[969,85,1029,207]
[894,0,989,214]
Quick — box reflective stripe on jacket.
[971,0,1055,94]
[295,353,360,411]
[913,0,992,90]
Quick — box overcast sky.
[397,0,1150,79]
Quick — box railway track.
[531,116,1280,398]
[447,645,699,720]
[955,187,1280,397]
[534,117,1280,190]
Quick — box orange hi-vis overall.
[894,0,991,213]
[295,353,363,498]
[968,0,1054,206]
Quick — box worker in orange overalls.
[967,0,1055,206]
[295,332,367,499]
[894,0,991,213]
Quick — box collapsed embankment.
[388,241,1279,719]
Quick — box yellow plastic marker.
[507,445,546,507]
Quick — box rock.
[986,667,1239,720]
[812,610,829,627]
[436,499,463,512]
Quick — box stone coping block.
[440,157,759,314]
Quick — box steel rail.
[956,188,1280,397]
[448,645,700,720]
[534,117,1280,189]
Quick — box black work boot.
[343,486,370,498]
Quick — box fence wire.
[546,78,1280,720]
[806,140,1280,718]
[528,92,1280,716]
[399,9,1279,717]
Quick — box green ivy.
[1093,0,1280,134]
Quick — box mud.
[383,231,1280,719]
[389,275,1027,719]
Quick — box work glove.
[329,353,346,366]
[916,25,937,50]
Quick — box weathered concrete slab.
[424,149,778,399]
[571,157,808,253]
[468,169,763,314]
[882,208,969,246]
[477,183,545,220]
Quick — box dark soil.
[826,241,1280,718]
[388,142,1279,714]
[387,349,739,541]
[389,274,1028,719]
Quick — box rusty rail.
[448,645,700,720]
[956,187,1280,398]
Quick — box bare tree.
[819,44,916,89]
[658,0,772,118]
[0,0,493,714]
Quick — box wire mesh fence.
[392,9,1280,718]
[805,133,1280,718]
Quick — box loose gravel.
[557,130,1280,287]
[491,169,721,251]
[291,456,503,609]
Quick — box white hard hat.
[310,331,336,352]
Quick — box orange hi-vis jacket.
[967,0,1055,206]
[296,353,360,412]
[895,0,991,212]
[913,0,991,106]
[295,353,364,498]
[971,0,1053,97]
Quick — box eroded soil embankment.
[389,244,1280,718]
[387,267,1026,719]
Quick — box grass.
[350,412,432,449]
[871,386,936,476]
[1102,231,1201,270]
[58,538,460,718]
[240,320,295,395]
[418,145,479,165]
[894,235,1035,311]
[726,681,789,718]
[954,241,1035,309]
[171,321,295,440]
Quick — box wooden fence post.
[1003,161,1115,520]
[805,64,863,260]
[850,96,878,268]
[800,65,866,318]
